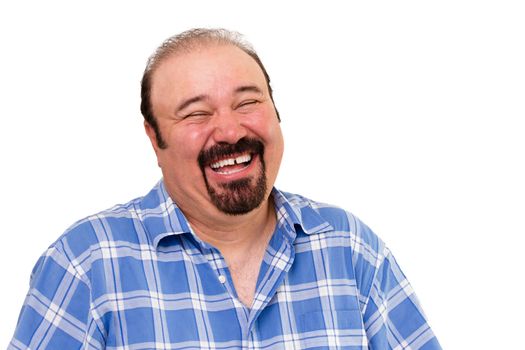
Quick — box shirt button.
[218,275,226,284]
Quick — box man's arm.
[347,213,441,349]
[362,248,441,349]
[8,244,104,350]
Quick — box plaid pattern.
[9,181,441,349]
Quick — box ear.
[144,121,161,166]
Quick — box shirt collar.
[271,188,334,238]
[138,180,190,248]
[138,180,334,249]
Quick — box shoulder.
[279,190,384,253]
[48,196,145,266]
[279,190,390,306]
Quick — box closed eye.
[184,111,211,119]
[237,100,259,110]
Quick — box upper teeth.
[210,154,252,169]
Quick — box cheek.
[260,118,284,151]
[267,131,284,168]
[251,119,284,165]
[169,126,209,161]
[245,107,281,139]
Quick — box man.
[9,29,441,349]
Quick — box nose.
[210,110,247,144]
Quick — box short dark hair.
[140,28,280,149]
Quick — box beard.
[198,138,268,215]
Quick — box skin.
[144,43,285,306]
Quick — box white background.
[1,1,524,348]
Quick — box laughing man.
[9,29,441,350]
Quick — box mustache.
[198,138,264,169]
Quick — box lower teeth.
[214,163,250,174]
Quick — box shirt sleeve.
[8,245,104,350]
[362,248,442,349]
[347,213,441,349]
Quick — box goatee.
[198,138,267,215]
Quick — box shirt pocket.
[298,309,366,349]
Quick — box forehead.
[150,44,268,103]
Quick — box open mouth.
[209,153,254,175]
[198,138,264,180]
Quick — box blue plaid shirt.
[9,180,441,349]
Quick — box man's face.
[146,44,284,216]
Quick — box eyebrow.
[175,94,208,114]
[235,85,263,95]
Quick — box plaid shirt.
[9,181,440,349]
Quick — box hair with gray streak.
[140,28,279,149]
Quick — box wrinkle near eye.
[185,111,211,118]
[238,100,258,108]
[236,103,259,114]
